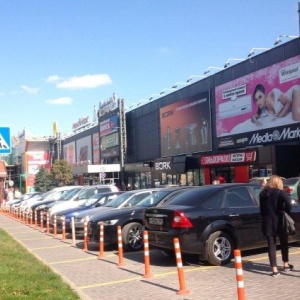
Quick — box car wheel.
[206,231,233,266]
[122,222,143,251]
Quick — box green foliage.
[0,229,80,299]
[51,159,74,186]
[34,167,52,192]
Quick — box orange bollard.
[40,211,44,232]
[62,216,66,240]
[30,209,33,226]
[143,230,153,279]
[116,225,124,267]
[234,249,246,300]
[53,214,57,238]
[83,218,88,251]
[46,212,50,234]
[98,222,105,258]
[34,210,37,227]
[173,238,190,295]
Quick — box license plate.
[149,217,163,225]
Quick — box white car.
[21,186,81,213]
[49,185,119,216]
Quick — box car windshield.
[60,188,82,200]
[283,178,299,185]
[80,194,101,207]
[104,193,135,208]
[136,190,172,207]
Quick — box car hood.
[90,206,144,222]
[76,206,116,219]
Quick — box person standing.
[14,188,22,199]
[259,175,294,276]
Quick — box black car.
[88,187,192,251]
[144,183,300,266]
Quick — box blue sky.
[0,0,299,138]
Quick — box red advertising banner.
[92,132,100,164]
[26,151,51,189]
[201,150,256,166]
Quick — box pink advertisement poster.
[215,55,300,139]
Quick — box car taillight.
[285,187,293,194]
[172,211,193,228]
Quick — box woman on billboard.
[251,84,300,127]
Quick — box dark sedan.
[88,187,192,251]
[144,184,300,266]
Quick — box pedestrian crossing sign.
[0,127,11,154]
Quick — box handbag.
[282,211,296,235]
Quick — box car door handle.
[229,213,240,217]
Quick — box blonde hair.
[267,175,283,190]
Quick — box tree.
[34,167,52,192]
[50,159,74,186]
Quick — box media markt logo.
[249,127,300,144]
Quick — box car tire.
[206,231,234,266]
[122,222,143,251]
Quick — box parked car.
[74,189,158,233]
[88,187,192,251]
[49,191,124,231]
[283,177,300,203]
[143,183,300,266]
[49,185,119,216]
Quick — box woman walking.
[259,175,294,276]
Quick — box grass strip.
[0,228,81,299]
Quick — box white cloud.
[45,97,73,105]
[46,74,112,89]
[21,85,40,94]
[46,75,61,82]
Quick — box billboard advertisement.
[215,55,300,148]
[99,114,119,137]
[101,132,119,150]
[26,151,51,189]
[92,132,100,164]
[76,136,92,163]
[160,92,212,156]
[63,142,76,165]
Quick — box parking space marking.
[49,257,96,265]
[79,265,213,290]
[30,244,71,250]
[48,253,117,265]
[20,236,53,240]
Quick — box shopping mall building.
[7,37,300,192]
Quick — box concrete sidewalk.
[1,212,300,300]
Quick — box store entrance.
[211,167,231,184]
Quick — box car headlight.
[101,219,118,226]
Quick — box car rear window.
[160,187,213,206]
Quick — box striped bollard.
[116,225,124,267]
[35,210,38,228]
[30,209,33,226]
[98,222,105,258]
[62,216,66,240]
[83,218,88,251]
[40,211,44,232]
[53,214,57,238]
[143,230,153,279]
[234,249,246,300]
[46,212,50,234]
[173,238,190,295]
[71,217,76,246]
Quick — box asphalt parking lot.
[0,212,300,300]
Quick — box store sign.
[201,150,256,166]
[72,116,90,131]
[155,161,171,171]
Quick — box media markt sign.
[0,127,11,154]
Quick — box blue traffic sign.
[0,127,11,154]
